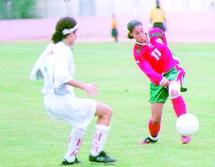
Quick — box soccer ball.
[176,113,199,136]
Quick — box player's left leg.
[169,80,191,144]
[62,127,85,165]
[141,82,169,145]
[169,80,186,116]
[89,102,116,163]
[140,103,164,144]
[149,103,163,138]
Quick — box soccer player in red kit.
[127,20,191,144]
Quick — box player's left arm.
[149,28,167,45]
[30,44,54,80]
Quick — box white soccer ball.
[176,113,199,136]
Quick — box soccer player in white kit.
[30,17,116,165]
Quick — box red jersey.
[133,28,179,85]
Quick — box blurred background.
[0,0,215,42]
[0,2,215,167]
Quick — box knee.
[170,89,180,99]
[169,81,180,99]
[97,103,112,119]
[104,105,112,119]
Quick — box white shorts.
[43,93,97,129]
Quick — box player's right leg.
[169,80,191,144]
[140,103,163,145]
[44,95,96,165]
[62,127,85,165]
[89,102,116,163]
[140,82,168,145]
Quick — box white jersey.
[30,42,76,96]
[30,42,96,129]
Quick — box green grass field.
[0,41,215,167]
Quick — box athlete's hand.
[160,77,169,87]
[83,83,98,96]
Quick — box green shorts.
[149,68,179,103]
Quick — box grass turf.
[0,41,214,167]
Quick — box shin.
[169,81,187,117]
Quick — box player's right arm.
[67,80,98,96]
[138,59,166,86]
[134,46,168,86]
[54,48,98,96]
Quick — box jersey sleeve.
[149,28,167,45]
[139,59,163,85]
[30,43,54,80]
[133,45,164,85]
[54,48,73,87]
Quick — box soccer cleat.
[140,136,158,145]
[181,136,191,144]
[61,158,80,165]
[180,87,188,92]
[89,151,116,163]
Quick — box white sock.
[90,124,110,156]
[64,127,85,162]
[149,135,159,141]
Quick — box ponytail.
[51,17,77,43]
[52,31,63,44]
[127,33,133,39]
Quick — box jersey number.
[151,48,161,60]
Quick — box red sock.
[148,120,160,137]
[171,96,187,117]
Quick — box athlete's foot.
[61,158,80,165]
[180,87,188,92]
[89,151,116,163]
[140,136,158,145]
[181,136,191,144]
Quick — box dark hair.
[52,17,77,44]
[127,20,142,39]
